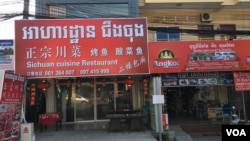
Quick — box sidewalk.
[190,132,221,141]
[169,125,221,141]
[34,126,221,141]
[34,128,157,141]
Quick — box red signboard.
[0,70,25,141]
[15,18,148,78]
[149,40,250,73]
[233,72,250,91]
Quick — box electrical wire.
[1,0,250,36]
[0,0,23,6]
[33,2,132,19]
[0,0,24,21]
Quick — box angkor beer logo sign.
[153,49,180,69]
[222,125,250,141]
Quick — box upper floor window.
[156,26,180,41]
[219,24,236,40]
[48,4,129,18]
[198,24,214,40]
[48,5,66,18]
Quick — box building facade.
[17,0,250,130]
[20,0,148,125]
[140,0,250,130]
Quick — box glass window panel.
[60,84,75,122]
[49,5,66,18]
[96,83,113,120]
[75,84,94,121]
[220,24,236,40]
[198,25,214,40]
[57,77,133,122]
[156,26,180,41]
[116,83,132,110]
[168,26,180,41]
[66,4,128,18]
[156,31,168,41]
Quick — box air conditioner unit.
[201,13,212,22]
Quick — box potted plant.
[155,131,170,141]
[162,131,169,141]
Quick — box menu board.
[0,70,25,141]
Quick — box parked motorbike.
[230,106,240,125]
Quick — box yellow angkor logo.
[158,50,175,59]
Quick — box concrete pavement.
[190,132,221,141]
[168,125,221,141]
[33,125,221,141]
[35,129,157,141]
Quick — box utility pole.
[23,0,30,19]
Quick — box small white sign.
[153,95,165,104]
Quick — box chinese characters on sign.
[15,18,148,78]
[0,70,25,141]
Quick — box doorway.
[164,87,195,116]
[57,77,133,123]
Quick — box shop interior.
[24,76,250,130]
[24,76,149,125]
[162,85,250,124]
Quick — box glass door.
[56,77,133,122]
[57,79,95,122]
[96,83,114,120]
[75,84,94,121]
[60,83,74,122]
[95,79,132,120]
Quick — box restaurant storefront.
[148,40,250,130]
[14,17,250,130]
[14,18,150,124]
[24,76,149,123]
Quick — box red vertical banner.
[0,70,25,141]
[162,113,169,130]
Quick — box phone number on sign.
[51,69,110,75]
[27,69,110,77]
[79,69,110,75]
[43,70,76,76]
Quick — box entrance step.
[180,123,221,133]
[169,125,193,141]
